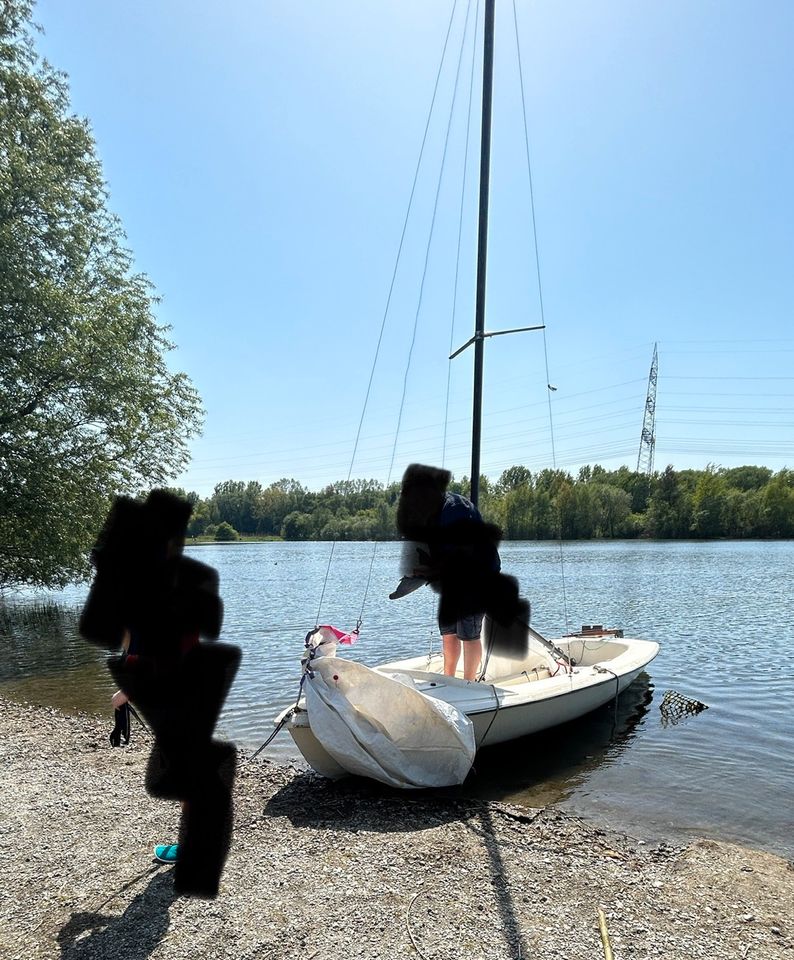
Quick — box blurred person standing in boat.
[393,464,528,681]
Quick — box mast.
[451,0,541,503]
[470,0,495,508]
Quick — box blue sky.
[34,0,793,495]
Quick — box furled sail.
[302,655,476,788]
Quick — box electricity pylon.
[636,343,658,476]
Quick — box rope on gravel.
[406,888,432,960]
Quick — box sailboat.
[274,0,659,786]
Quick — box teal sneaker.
[154,843,179,864]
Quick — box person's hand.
[389,575,427,600]
[111,689,128,709]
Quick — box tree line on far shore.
[176,463,794,543]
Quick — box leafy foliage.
[186,464,794,543]
[0,2,202,586]
[214,522,239,542]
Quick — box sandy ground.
[0,696,791,960]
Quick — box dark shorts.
[439,613,484,641]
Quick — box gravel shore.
[1,696,791,960]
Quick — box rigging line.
[444,0,481,468]
[477,683,502,748]
[313,0,462,628]
[359,0,475,622]
[512,0,569,632]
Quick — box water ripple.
[1,539,792,857]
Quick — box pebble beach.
[0,696,791,960]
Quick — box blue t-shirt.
[437,492,501,572]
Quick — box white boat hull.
[466,663,647,746]
[279,632,659,779]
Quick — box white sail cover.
[303,656,476,788]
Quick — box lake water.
[2,540,792,859]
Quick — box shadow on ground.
[264,771,479,832]
[57,868,176,960]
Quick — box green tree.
[214,521,239,542]
[497,465,532,495]
[734,488,765,537]
[690,466,729,538]
[723,465,773,492]
[373,499,394,538]
[591,483,632,537]
[448,475,470,498]
[761,469,794,537]
[603,466,651,513]
[187,500,213,538]
[238,480,265,533]
[0,2,202,586]
[564,482,603,539]
[209,481,246,531]
[502,485,535,539]
[645,466,689,538]
[721,487,759,537]
[281,511,314,540]
[534,468,572,496]
[556,478,580,539]
[257,478,308,535]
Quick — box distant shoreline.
[188,535,284,545]
[185,535,794,545]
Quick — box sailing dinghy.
[271,0,660,786]
[278,623,658,785]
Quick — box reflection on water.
[0,601,115,715]
[2,539,793,859]
[468,672,655,808]
[1,602,85,679]
[0,663,115,717]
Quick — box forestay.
[302,655,476,789]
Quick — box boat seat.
[486,665,554,686]
[480,650,557,685]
